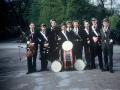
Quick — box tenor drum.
[51,60,63,72]
[74,59,86,71]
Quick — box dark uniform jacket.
[100,27,115,49]
[25,30,39,50]
[70,28,83,43]
[81,27,92,48]
[58,30,70,49]
[90,25,102,47]
[47,27,60,50]
[38,30,50,54]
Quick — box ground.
[0,39,120,90]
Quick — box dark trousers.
[50,48,59,62]
[27,50,37,72]
[84,46,90,67]
[90,45,103,69]
[73,41,83,60]
[40,52,48,70]
[103,47,113,70]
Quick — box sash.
[92,26,98,36]
[73,30,82,40]
[61,31,68,41]
[40,31,48,41]
[84,28,89,35]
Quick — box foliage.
[0,0,120,40]
[109,15,120,43]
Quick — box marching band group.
[25,18,115,74]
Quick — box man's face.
[73,22,79,28]
[84,22,89,28]
[103,22,109,27]
[41,26,46,31]
[67,23,72,28]
[61,25,66,30]
[51,21,56,27]
[29,23,35,30]
[92,20,97,25]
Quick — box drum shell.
[51,60,63,72]
[74,59,86,71]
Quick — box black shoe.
[45,69,49,71]
[105,68,109,71]
[26,72,32,74]
[110,69,114,73]
[100,68,105,72]
[37,69,44,72]
[33,69,37,72]
[84,66,91,70]
[91,66,96,69]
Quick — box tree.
[7,0,33,31]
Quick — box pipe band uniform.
[81,20,91,70]
[100,18,115,73]
[90,17,104,71]
[71,20,83,62]
[47,19,60,62]
[25,22,39,74]
[37,23,50,72]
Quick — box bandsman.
[47,20,60,62]
[100,18,115,73]
[90,18,104,72]
[25,22,39,74]
[38,24,50,71]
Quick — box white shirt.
[30,29,34,33]
[93,24,97,29]
[67,28,72,32]
[103,27,108,32]
[73,28,78,34]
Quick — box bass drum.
[51,60,63,72]
[62,41,73,51]
[74,59,86,71]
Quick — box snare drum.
[74,59,86,71]
[51,60,63,72]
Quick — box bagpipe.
[18,27,36,60]
[26,39,36,58]
[18,26,26,61]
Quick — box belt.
[74,39,82,41]
[104,40,107,43]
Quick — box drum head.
[74,59,86,71]
[51,61,62,72]
[62,41,73,51]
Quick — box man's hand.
[87,40,90,44]
[30,43,35,47]
[93,37,98,43]
[44,44,49,47]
